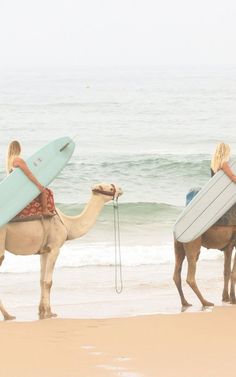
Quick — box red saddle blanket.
[13,189,55,220]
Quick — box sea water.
[0,65,235,318]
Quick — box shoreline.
[0,260,226,321]
[1,306,236,377]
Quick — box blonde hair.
[6,140,21,174]
[211,142,231,173]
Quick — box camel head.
[92,183,123,202]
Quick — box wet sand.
[0,259,226,321]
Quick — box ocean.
[0,65,235,319]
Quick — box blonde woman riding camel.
[211,142,236,182]
[6,140,53,217]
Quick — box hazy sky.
[0,0,236,67]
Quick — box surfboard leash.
[113,196,123,294]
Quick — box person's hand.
[231,176,236,183]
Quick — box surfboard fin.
[60,142,70,152]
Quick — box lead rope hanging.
[113,196,123,294]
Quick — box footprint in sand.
[81,345,96,350]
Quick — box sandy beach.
[0,242,230,377]
[0,306,235,377]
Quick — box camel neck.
[65,195,105,240]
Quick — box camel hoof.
[181,305,192,313]
[4,314,16,321]
[202,301,214,307]
[222,296,230,303]
[50,312,57,318]
[182,302,192,307]
[39,312,57,320]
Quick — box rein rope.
[92,184,123,294]
[113,194,123,294]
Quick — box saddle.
[10,189,56,223]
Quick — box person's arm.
[222,162,236,183]
[13,157,45,192]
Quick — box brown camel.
[0,183,122,320]
[173,225,236,307]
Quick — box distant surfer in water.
[6,140,54,216]
[211,142,236,182]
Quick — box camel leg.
[222,246,233,302]
[230,252,236,304]
[185,246,214,307]
[173,240,191,307]
[39,247,60,319]
[0,227,16,321]
[0,300,15,321]
[0,255,15,321]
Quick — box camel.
[173,225,236,307]
[0,183,122,320]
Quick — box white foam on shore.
[0,241,223,273]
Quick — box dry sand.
[0,305,235,377]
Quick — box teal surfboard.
[0,137,75,227]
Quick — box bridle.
[92,183,118,199]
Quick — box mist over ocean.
[0,65,236,319]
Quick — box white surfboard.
[174,160,236,243]
[0,137,75,228]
